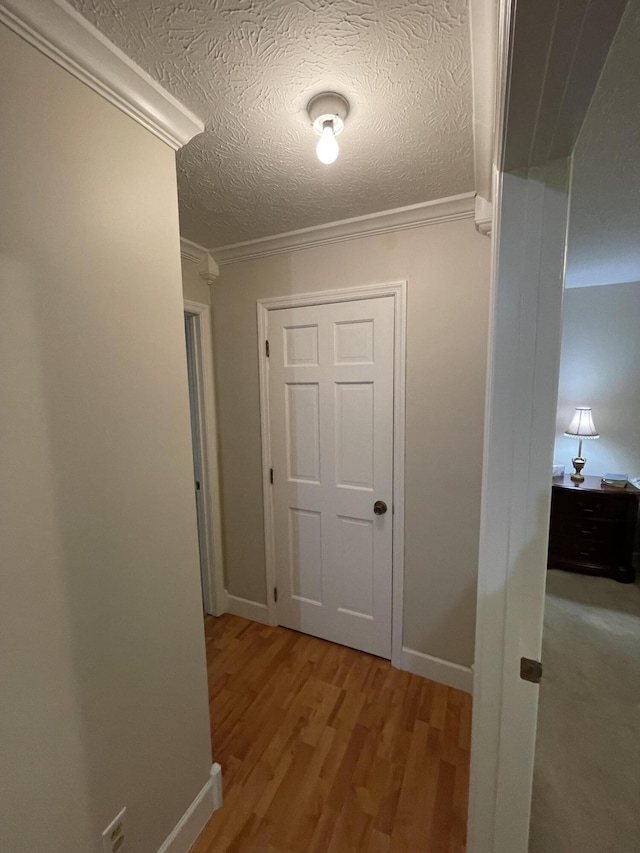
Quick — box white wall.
[211,219,491,667]
[0,25,212,853]
[554,282,640,478]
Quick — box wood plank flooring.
[191,614,472,853]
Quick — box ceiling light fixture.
[307,92,350,165]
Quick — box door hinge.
[273,586,278,603]
[265,339,270,357]
[520,657,543,684]
[195,480,201,491]
[270,467,274,484]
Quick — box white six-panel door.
[267,296,395,658]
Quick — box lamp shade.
[564,406,599,438]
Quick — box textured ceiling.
[69,0,473,247]
[566,0,640,289]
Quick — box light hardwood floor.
[191,614,472,852]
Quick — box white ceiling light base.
[307,92,349,137]
[307,92,350,164]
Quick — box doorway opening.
[530,7,640,841]
[468,2,633,850]
[184,299,225,617]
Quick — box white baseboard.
[157,763,222,853]
[225,593,269,625]
[400,647,473,695]
[215,589,229,615]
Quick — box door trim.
[257,281,407,666]
[184,299,225,617]
[468,161,571,853]
[467,0,628,849]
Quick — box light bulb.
[316,121,339,164]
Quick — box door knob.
[373,500,388,516]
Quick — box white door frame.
[184,299,225,617]
[257,281,407,666]
[467,160,571,853]
[467,0,627,850]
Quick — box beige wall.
[555,282,640,477]
[0,26,211,853]
[182,256,212,305]
[211,219,491,666]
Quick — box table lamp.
[564,406,599,482]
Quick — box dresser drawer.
[552,488,629,520]
[549,514,620,540]
[548,477,639,581]
[549,534,625,568]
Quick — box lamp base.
[570,456,586,483]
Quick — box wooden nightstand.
[547,475,640,583]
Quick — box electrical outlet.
[102,807,127,853]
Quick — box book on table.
[601,473,628,488]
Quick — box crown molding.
[199,254,220,284]
[180,237,208,264]
[475,195,493,237]
[0,0,204,150]
[211,193,475,265]
[469,0,498,205]
[180,238,219,283]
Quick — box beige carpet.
[529,570,640,853]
